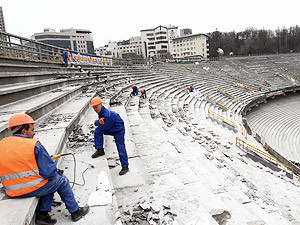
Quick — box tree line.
[208,26,300,57]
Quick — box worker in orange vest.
[140,88,147,99]
[0,113,89,224]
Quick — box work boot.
[91,148,105,158]
[36,212,57,225]
[71,205,89,222]
[119,167,129,175]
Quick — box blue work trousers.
[132,88,138,96]
[63,58,68,67]
[94,127,129,168]
[16,174,78,213]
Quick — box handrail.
[205,94,228,110]
[236,137,293,174]
[236,81,253,92]
[0,30,145,66]
[258,76,271,86]
[208,108,236,128]
[216,86,238,101]
[283,72,300,83]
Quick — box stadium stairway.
[0,59,150,225]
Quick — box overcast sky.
[1,0,300,47]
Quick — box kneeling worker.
[141,88,147,99]
[90,97,129,175]
[0,113,89,224]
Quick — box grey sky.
[1,0,300,47]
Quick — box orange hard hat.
[132,84,136,88]
[8,113,37,130]
[90,97,103,107]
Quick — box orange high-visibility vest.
[0,136,48,197]
[141,88,145,93]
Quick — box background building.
[0,6,6,32]
[180,28,192,36]
[170,33,209,59]
[140,25,178,59]
[95,36,142,59]
[33,28,94,54]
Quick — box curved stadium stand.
[0,53,300,224]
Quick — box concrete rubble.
[118,197,182,225]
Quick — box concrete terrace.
[0,54,300,225]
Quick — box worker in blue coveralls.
[0,113,89,225]
[132,84,138,96]
[189,84,194,92]
[62,49,69,67]
[90,97,129,175]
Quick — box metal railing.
[236,137,293,174]
[0,30,146,66]
[216,86,238,101]
[205,94,228,110]
[208,108,236,128]
[0,30,64,63]
[236,81,253,92]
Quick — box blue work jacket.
[94,106,125,133]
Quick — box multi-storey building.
[170,33,209,59]
[140,25,178,59]
[180,28,192,36]
[0,6,6,32]
[95,36,142,58]
[33,28,94,54]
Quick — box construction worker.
[62,48,69,67]
[132,84,138,96]
[0,113,89,224]
[90,97,129,175]
[189,84,195,92]
[141,88,147,99]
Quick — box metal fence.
[0,30,64,63]
[0,30,146,66]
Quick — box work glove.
[99,117,105,125]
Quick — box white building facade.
[170,33,209,59]
[95,36,142,58]
[140,25,178,59]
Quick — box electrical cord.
[61,153,89,189]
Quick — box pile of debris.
[118,197,180,225]
[38,114,74,128]
[68,124,94,148]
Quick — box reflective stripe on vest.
[0,170,39,181]
[3,177,45,192]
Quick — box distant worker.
[141,88,147,99]
[132,84,138,96]
[189,84,195,92]
[90,97,129,175]
[62,49,70,67]
[0,113,89,225]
